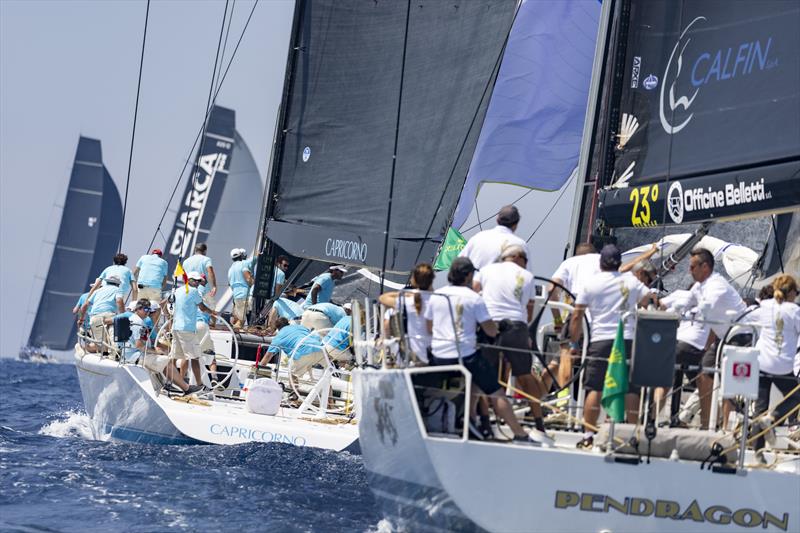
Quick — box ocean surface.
[0,359,385,532]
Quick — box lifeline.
[555,490,789,530]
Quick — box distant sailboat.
[21,136,122,361]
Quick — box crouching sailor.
[266,317,325,380]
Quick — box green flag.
[433,227,466,271]
[601,320,629,423]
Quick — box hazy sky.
[0,0,577,357]
[0,0,295,356]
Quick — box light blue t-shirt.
[136,254,168,288]
[302,272,334,308]
[144,316,157,343]
[88,285,120,316]
[76,292,90,327]
[196,284,211,324]
[274,297,303,320]
[99,265,134,297]
[323,316,352,351]
[267,324,323,360]
[182,254,212,278]
[173,286,203,332]
[306,302,346,325]
[273,267,286,294]
[228,260,252,300]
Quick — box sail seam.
[69,187,103,196]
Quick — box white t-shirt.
[746,299,800,375]
[396,293,432,363]
[474,261,533,322]
[551,253,601,298]
[459,225,529,271]
[688,272,747,339]
[424,285,491,359]
[661,289,710,350]
[576,271,649,341]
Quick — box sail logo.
[660,16,776,135]
[667,178,769,223]
[630,56,641,88]
[87,216,97,228]
[643,74,658,90]
[169,152,228,257]
[325,238,367,263]
[302,146,311,162]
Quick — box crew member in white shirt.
[378,263,434,364]
[746,275,800,430]
[659,287,711,424]
[425,257,543,445]
[684,248,747,429]
[458,205,528,270]
[571,244,654,448]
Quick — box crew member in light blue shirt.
[322,312,353,363]
[171,271,217,386]
[134,249,168,302]
[302,265,347,308]
[273,254,289,296]
[305,302,347,326]
[266,318,325,379]
[228,248,253,328]
[80,275,125,352]
[182,243,217,300]
[72,286,93,331]
[90,253,136,302]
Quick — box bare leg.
[517,374,545,419]
[557,345,573,389]
[584,390,601,429]
[164,363,190,391]
[190,359,203,386]
[490,392,527,438]
[697,374,713,429]
[625,392,640,424]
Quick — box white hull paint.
[356,368,800,533]
[74,351,359,451]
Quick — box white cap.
[126,301,137,311]
[149,299,160,309]
[187,271,204,281]
[343,302,352,311]
[230,248,241,259]
[329,265,348,273]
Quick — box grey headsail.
[202,129,264,306]
[592,0,800,229]
[27,136,122,350]
[163,105,236,271]
[261,0,518,276]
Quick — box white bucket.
[245,378,283,416]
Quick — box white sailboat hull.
[74,351,359,451]
[356,368,800,532]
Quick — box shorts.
[432,351,501,395]
[701,334,753,372]
[144,353,170,373]
[170,329,199,360]
[675,341,704,381]
[233,298,248,321]
[138,286,162,302]
[583,339,635,393]
[324,344,352,364]
[291,350,325,379]
[485,320,532,377]
[300,309,332,332]
[89,313,115,346]
[195,321,215,361]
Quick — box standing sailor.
[183,243,217,305]
[172,271,217,387]
[473,245,551,442]
[303,265,347,308]
[684,248,747,429]
[273,255,290,296]
[458,205,528,270]
[133,249,168,302]
[571,245,653,448]
[228,248,253,328]
[89,253,137,302]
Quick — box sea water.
[0,359,387,532]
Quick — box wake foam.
[39,410,101,441]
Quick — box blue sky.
[0,0,294,356]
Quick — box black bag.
[114,315,132,343]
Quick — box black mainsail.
[254,0,518,311]
[26,136,123,351]
[163,105,237,271]
[573,0,800,281]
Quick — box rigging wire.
[524,173,576,243]
[119,0,151,252]
[460,187,534,234]
[175,0,230,263]
[214,0,236,94]
[145,0,260,254]
[412,3,522,267]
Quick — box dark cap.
[600,244,622,270]
[496,205,520,227]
